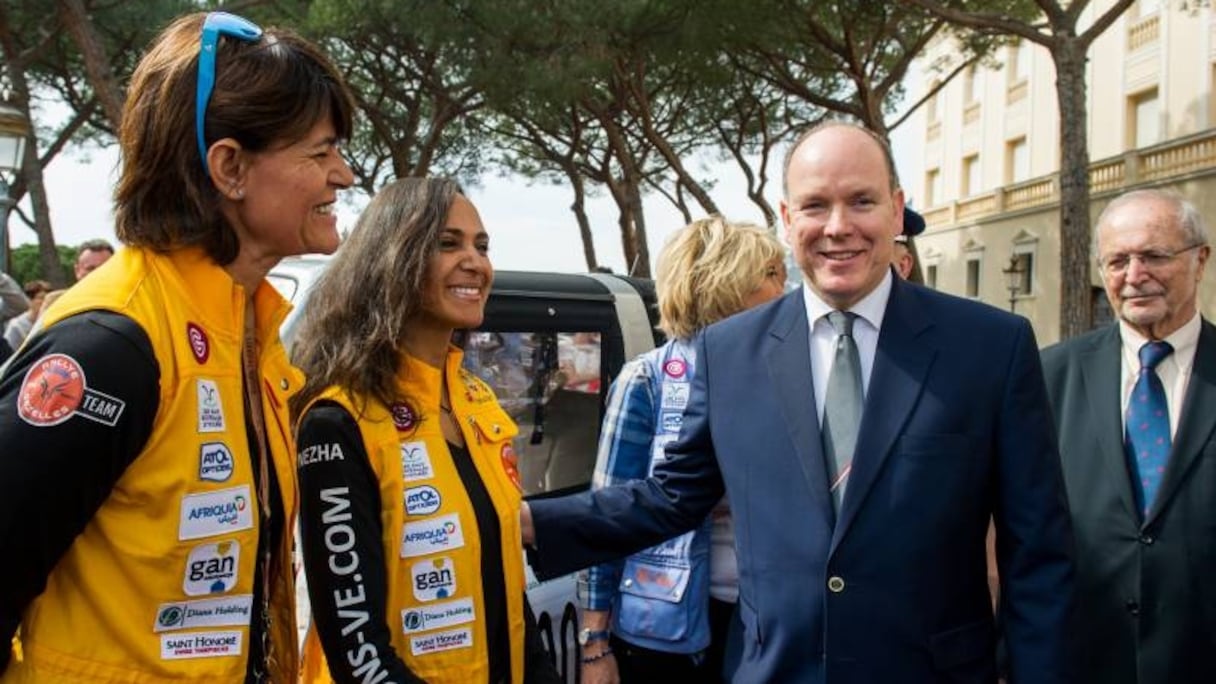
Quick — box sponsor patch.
[660,411,683,434]
[401,441,434,482]
[390,402,417,432]
[183,540,240,596]
[198,442,234,482]
[161,630,242,659]
[197,379,225,433]
[660,382,690,411]
[402,596,475,634]
[186,323,210,365]
[459,368,495,404]
[411,557,457,601]
[410,627,473,656]
[17,353,126,427]
[500,443,521,491]
[154,594,253,632]
[404,485,442,516]
[179,486,253,541]
[663,358,687,378]
[299,442,345,468]
[401,513,464,558]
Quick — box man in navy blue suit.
[523,122,1074,683]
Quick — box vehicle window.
[265,273,299,302]
[462,331,603,497]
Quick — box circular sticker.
[500,443,522,491]
[663,358,687,378]
[187,322,210,364]
[18,353,85,426]
[390,402,417,432]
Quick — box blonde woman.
[578,217,786,683]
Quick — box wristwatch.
[578,628,610,646]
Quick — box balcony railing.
[963,102,981,125]
[1128,14,1160,51]
[1006,79,1028,105]
[922,128,1216,228]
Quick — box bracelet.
[580,647,614,665]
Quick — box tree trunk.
[58,0,125,131]
[625,175,650,278]
[1054,38,1092,338]
[564,166,598,271]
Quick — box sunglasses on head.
[196,12,263,176]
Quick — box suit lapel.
[1078,326,1139,522]
[1147,319,1216,526]
[831,278,933,553]
[765,289,835,525]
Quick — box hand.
[520,501,534,546]
[580,651,619,684]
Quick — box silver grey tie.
[822,311,863,512]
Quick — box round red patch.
[18,353,85,426]
[663,359,686,378]
[187,323,209,364]
[500,443,522,491]
[390,402,417,432]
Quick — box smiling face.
[1098,196,1209,339]
[417,195,493,334]
[235,115,354,258]
[780,126,904,309]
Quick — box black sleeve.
[0,311,159,671]
[298,403,422,684]
[523,594,563,684]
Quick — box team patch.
[161,630,242,659]
[401,441,434,481]
[401,513,465,557]
[298,442,345,468]
[660,382,690,410]
[402,596,475,634]
[183,540,240,596]
[17,353,126,427]
[411,556,457,601]
[198,442,234,482]
[410,627,473,656]
[500,443,522,491]
[179,486,253,540]
[390,402,417,431]
[663,359,687,378]
[660,411,683,434]
[404,485,442,516]
[186,323,210,364]
[154,594,253,632]
[197,379,226,433]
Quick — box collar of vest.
[158,247,294,342]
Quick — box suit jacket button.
[827,576,845,593]
[1124,599,1140,616]
[1138,534,1154,545]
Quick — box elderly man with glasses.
[1041,188,1215,684]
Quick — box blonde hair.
[656,216,785,339]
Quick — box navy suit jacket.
[530,275,1075,683]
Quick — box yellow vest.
[4,247,302,683]
[301,349,526,684]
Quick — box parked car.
[269,257,660,682]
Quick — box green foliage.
[10,243,75,285]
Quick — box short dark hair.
[77,239,115,258]
[115,13,355,266]
[22,280,51,298]
[782,121,900,196]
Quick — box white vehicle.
[269,257,661,682]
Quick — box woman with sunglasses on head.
[0,11,353,683]
[292,178,560,684]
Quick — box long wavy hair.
[290,177,462,419]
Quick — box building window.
[966,258,981,298]
[1012,251,1034,295]
[963,64,977,104]
[925,168,942,206]
[927,79,942,122]
[1008,41,1030,84]
[1005,137,1029,184]
[961,154,981,197]
[1128,88,1160,149]
[926,264,938,289]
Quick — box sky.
[13,99,923,276]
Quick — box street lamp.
[1002,254,1025,313]
[0,101,30,274]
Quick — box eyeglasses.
[1097,243,1206,275]
[196,12,263,176]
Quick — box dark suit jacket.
[530,276,1075,683]
[1042,320,1216,684]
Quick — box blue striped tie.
[1124,340,1173,518]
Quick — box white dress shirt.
[801,271,893,423]
[1118,311,1201,439]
